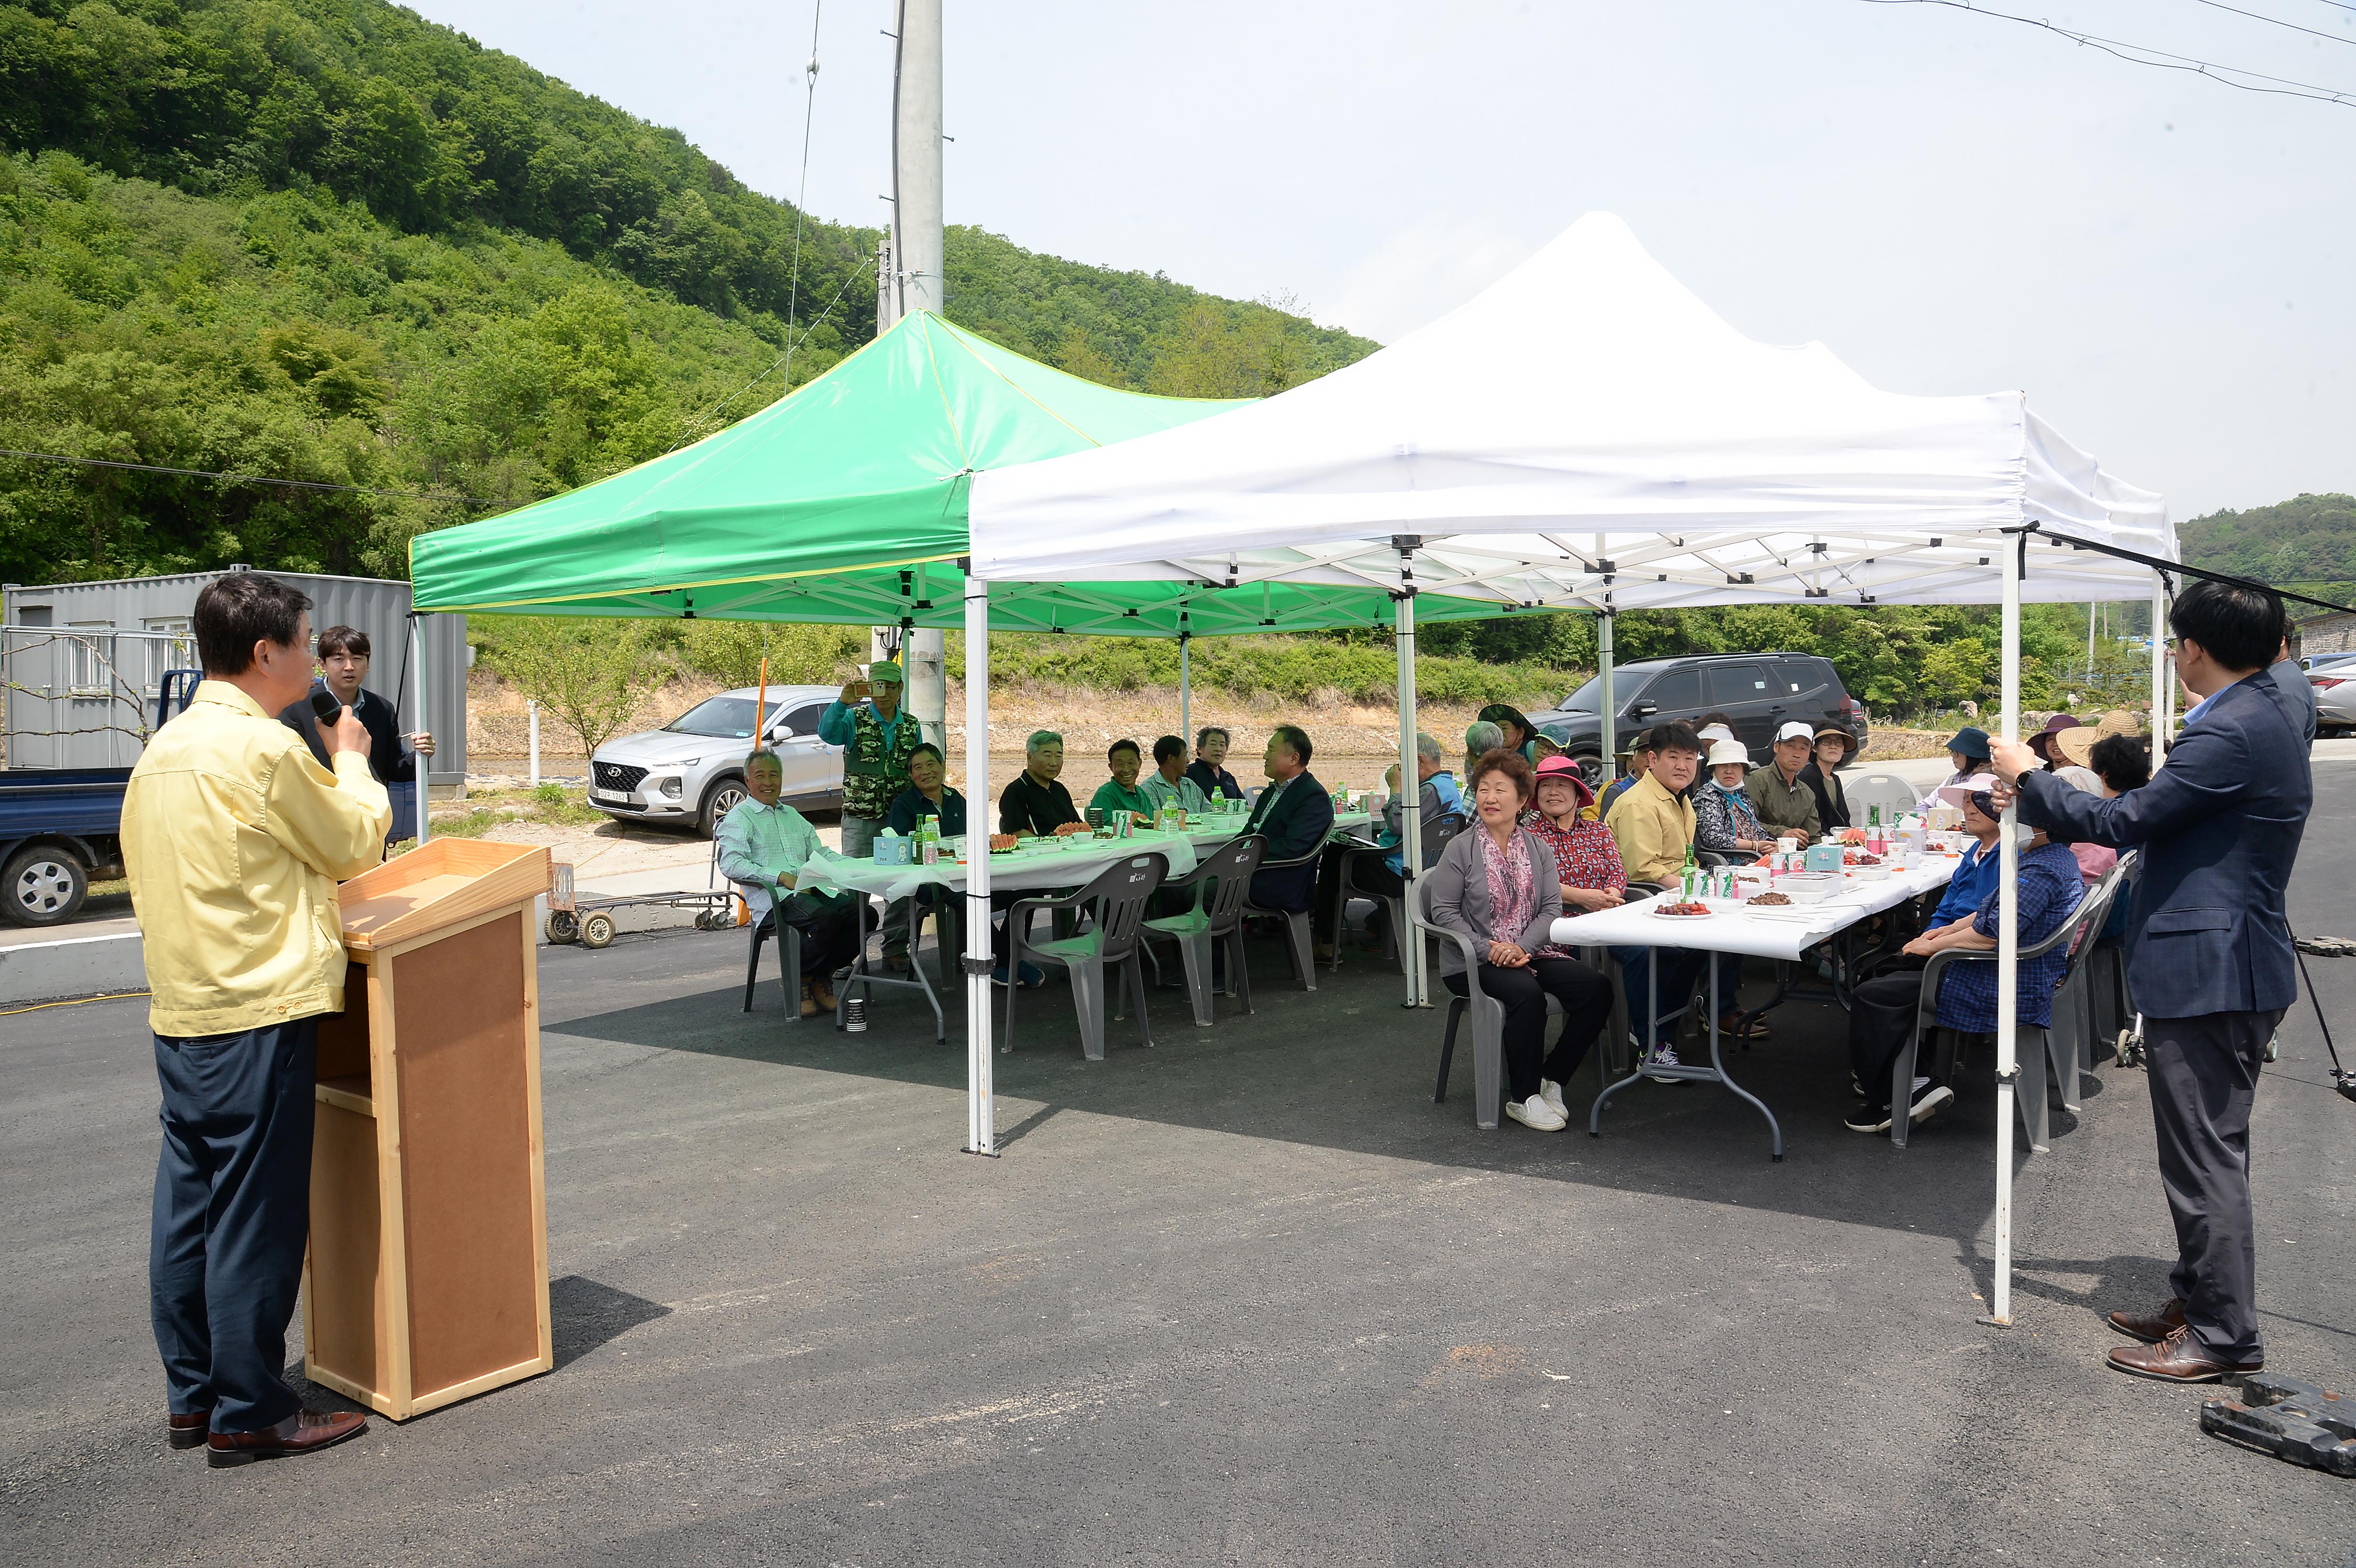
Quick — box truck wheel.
[1,845,87,926]
[579,911,616,949]
[698,776,748,838]
[545,911,580,944]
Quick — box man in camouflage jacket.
[818,659,925,958]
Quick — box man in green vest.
[819,659,925,962]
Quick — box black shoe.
[1845,1103,1893,1134]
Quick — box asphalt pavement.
[4,770,2354,1566]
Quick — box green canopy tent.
[409,308,1533,1156]
[408,309,1515,638]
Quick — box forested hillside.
[0,0,1373,583]
[2179,492,2356,598]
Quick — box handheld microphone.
[309,688,345,723]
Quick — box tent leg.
[2151,577,2171,761]
[964,579,997,1156]
[1179,632,1191,755]
[410,613,430,846]
[1394,570,1423,1009]
[1597,606,1616,789]
[1987,532,2022,1328]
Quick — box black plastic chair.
[1242,836,1331,992]
[1004,852,1167,1060]
[1889,858,2124,1151]
[734,890,803,1025]
[1140,834,1266,1025]
[1374,813,1467,974]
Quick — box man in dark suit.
[2268,634,2317,745]
[1993,579,2309,1383]
[1242,724,1334,912]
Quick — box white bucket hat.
[1695,723,1737,746]
[1706,739,1750,770]
[1775,720,1815,745]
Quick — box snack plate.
[1652,904,1715,919]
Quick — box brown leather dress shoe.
[168,1410,211,1450]
[2105,1324,2262,1383]
[2107,1297,2188,1344]
[206,1409,367,1468]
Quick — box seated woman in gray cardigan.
[1427,748,1615,1132]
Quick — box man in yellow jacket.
[1605,721,1708,1072]
[125,572,390,1468]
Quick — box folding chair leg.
[1435,995,1466,1102]
[780,921,802,1027]
[1471,998,1503,1130]
[1283,910,1317,992]
[1069,958,1108,1061]
[743,920,766,1012]
[2017,1026,2052,1153]
[1127,957,1153,1048]
[1177,930,1214,1026]
[1890,1030,1920,1150]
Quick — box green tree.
[474,615,663,757]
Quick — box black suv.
[1527,653,1868,785]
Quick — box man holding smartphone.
[126,573,392,1466]
[818,660,923,964]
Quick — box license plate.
[591,787,628,803]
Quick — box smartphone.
[308,688,344,723]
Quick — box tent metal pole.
[1989,532,2022,1328]
[1179,624,1191,752]
[409,613,430,846]
[963,576,996,1156]
[1597,606,1616,788]
[1394,550,1424,1008]
[2150,576,2170,760]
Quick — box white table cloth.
[1547,854,1963,958]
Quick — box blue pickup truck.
[0,672,198,927]
[0,767,133,926]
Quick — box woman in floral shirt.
[1521,755,1627,956]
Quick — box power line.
[669,251,876,449]
[1860,0,2356,106]
[2186,0,2356,47]
[781,3,825,397]
[0,447,504,506]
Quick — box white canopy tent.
[964,213,2175,1325]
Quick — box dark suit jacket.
[279,684,418,783]
[2014,670,2308,1017]
[2268,655,2317,744]
[1242,770,1335,912]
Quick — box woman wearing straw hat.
[2051,709,2138,773]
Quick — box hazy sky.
[407,0,2355,519]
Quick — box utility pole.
[890,0,947,747]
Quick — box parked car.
[1526,652,1868,786]
[2308,666,2356,737]
[588,684,845,836]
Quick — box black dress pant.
[1443,956,1614,1101]
[774,890,861,975]
[1847,969,1936,1111]
[2146,1009,2280,1361]
[151,1019,318,1435]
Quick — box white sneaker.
[1912,1075,1931,1095]
[1642,1045,1682,1081]
[1909,1084,1955,1124]
[1538,1078,1569,1121]
[1505,1093,1567,1132]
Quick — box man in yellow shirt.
[125,572,390,1468]
[1605,722,1708,1071]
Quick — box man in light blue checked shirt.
[716,750,861,1017]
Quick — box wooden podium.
[303,838,556,1420]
